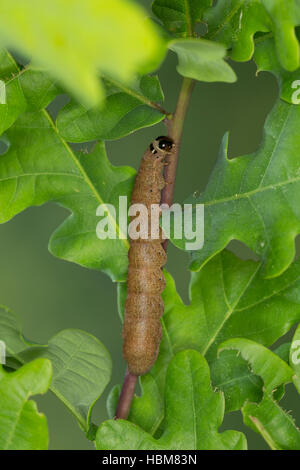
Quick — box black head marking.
[156,136,174,152]
[149,142,157,154]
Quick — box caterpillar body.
[123,136,174,376]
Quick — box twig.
[115,368,138,420]
[115,76,195,420]
[162,77,195,250]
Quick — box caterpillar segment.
[123,136,174,376]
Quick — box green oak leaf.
[0,306,33,355]
[254,35,300,104]
[111,250,300,434]
[0,0,166,106]
[274,342,292,364]
[0,50,63,137]
[0,358,52,450]
[0,307,112,433]
[220,338,300,450]
[0,49,27,135]
[171,98,300,279]
[244,396,300,450]
[290,324,300,392]
[0,110,135,281]
[169,38,236,82]
[56,75,165,143]
[18,67,62,113]
[97,350,247,450]
[204,0,300,71]
[152,0,212,36]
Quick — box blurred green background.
[0,1,299,450]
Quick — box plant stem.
[162,77,195,210]
[115,368,138,419]
[115,76,195,421]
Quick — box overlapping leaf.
[1,51,167,143]
[110,250,300,436]
[152,0,212,36]
[0,358,52,450]
[204,0,300,71]
[0,0,166,106]
[0,49,27,135]
[0,307,112,433]
[254,35,300,104]
[220,339,300,450]
[97,350,247,450]
[56,76,165,143]
[170,98,300,279]
[0,50,62,137]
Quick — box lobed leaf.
[0,49,27,135]
[171,98,300,279]
[219,338,294,393]
[220,338,300,450]
[254,35,300,104]
[0,359,52,450]
[204,0,300,71]
[0,111,135,281]
[0,308,112,432]
[97,350,247,450]
[0,50,63,137]
[112,250,300,434]
[0,0,166,106]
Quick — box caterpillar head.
[150,136,174,157]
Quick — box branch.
[115,368,138,420]
[162,77,195,250]
[115,76,195,420]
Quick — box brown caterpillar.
[123,136,174,376]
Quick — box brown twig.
[114,76,195,420]
[162,77,195,250]
[115,368,138,420]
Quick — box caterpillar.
[123,136,175,376]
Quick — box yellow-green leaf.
[0,0,166,106]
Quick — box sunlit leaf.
[0,0,166,106]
